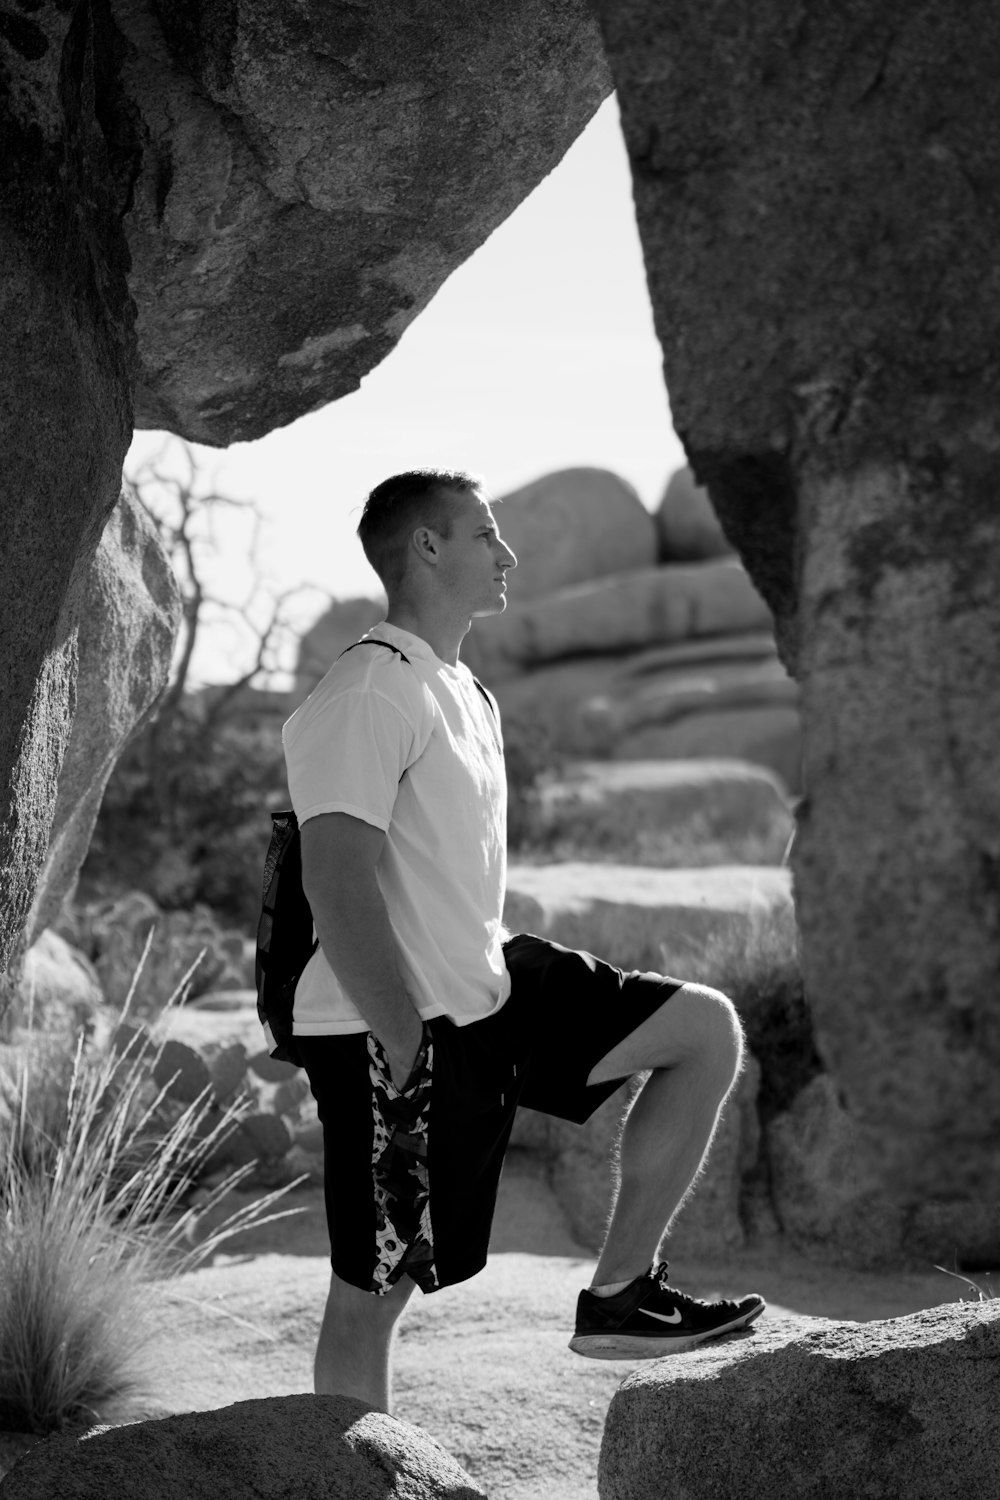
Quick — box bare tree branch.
[126,437,332,735]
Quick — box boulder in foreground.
[0,1394,486,1500]
[599,1302,1000,1500]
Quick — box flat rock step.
[504,863,793,971]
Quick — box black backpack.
[255,639,497,1064]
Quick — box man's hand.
[300,812,424,1076]
[381,1007,426,1092]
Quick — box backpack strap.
[341,637,496,722]
[338,638,411,665]
[473,678,496,720]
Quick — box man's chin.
[472,597,507,618]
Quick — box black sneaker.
[569,1262,765,1359]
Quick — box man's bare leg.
[314,1271,415,1410]
[587,984,744,1284]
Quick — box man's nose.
[499,541,517,569]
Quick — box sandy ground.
[46,1158,963,1500]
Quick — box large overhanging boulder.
[594,0,1000,1258]
[0,0,610,975]
[119,0,611,443]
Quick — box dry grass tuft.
[0,956,300,1435]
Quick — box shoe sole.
[568,1299,765,1360]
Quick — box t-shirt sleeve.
[283,686,418,831]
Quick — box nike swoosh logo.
[641,1308,683,1325]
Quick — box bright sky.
[127,95,687,685]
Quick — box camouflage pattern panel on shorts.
[366,1026,438,1295]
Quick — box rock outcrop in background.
[299,466,801,787]
[0,0,610,985]
[593,0,1000,1260]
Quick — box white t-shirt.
[281,621,511,1034]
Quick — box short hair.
[358,469,483,593]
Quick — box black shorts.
[297,933,683,1294]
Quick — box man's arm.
[300,811,423,1089]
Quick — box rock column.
[0,2,138,981]
[595,0,1000,1255]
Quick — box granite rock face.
[0,0,139,978]
[117,1,611,443]
[22,491,180,950]
[0,1394,486,1500]
[595,0,1000,1257]
[599,1302,1000,1500]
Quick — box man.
[282,469,764,1411]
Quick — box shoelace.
[651,1262,731,1310]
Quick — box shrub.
[83,694,288,930]
[0,997,298,1435]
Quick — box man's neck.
[384,601,470,666]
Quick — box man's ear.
[411,526,440,565]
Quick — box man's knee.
[324,1270,414,1330]
[666,983,744,1086]
[589,981,744,1086]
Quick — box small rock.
[292,1120,325,1154]
[247,1049,302,1084]
[283,1143,324,1185]
[152,1040,212,1105]
[273,1075,311,1117]
[209,1043,248,1104]
[18,929,103,1033]
[110,1020,151,1059]
[240,1112,292,1160]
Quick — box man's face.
[435,489,517,617]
